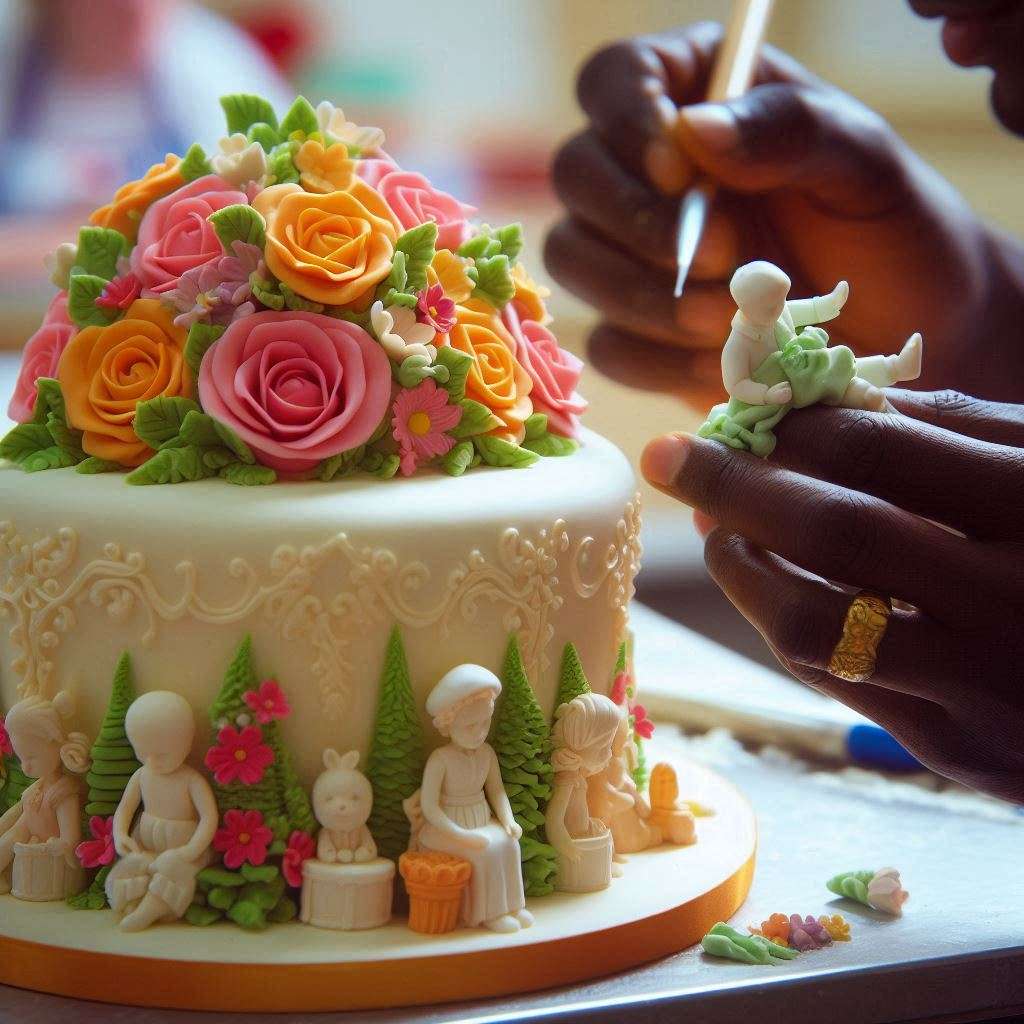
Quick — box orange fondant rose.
[58,299,191,467]
[89,155,185,243]
[447,299,533,442]
[253,181,400,307]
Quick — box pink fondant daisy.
[213,808,274,869]
[204,724,275,786]
[0,718,11,757]
[282,830,316,888]
[631,703,655,740]
[416,283,456,335]
[75,815,115,868]
[391,378,461,476]
[610,672,631,706]
[243,680,290,724]
[95,273,142,310]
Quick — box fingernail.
[677,103,740,153]
[641,433,689,488]
[693,510,718,539]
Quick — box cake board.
[0,755,755,1013]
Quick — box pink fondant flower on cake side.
[214,809,274,869]
[0,718,12,757]
[416,284,456,335]
[243,680,290,724]
[204,724,274,786]
[6,292,75,424]
[374,171,476,252]
[76,816,115,868]
[282,830,316,887]
[610,672,631,706]
[631,703,654,740]
[502,303,586,439]
[391,378,462,476]
[131,174,248,295]
[94,273,141,310]
[198,311,393,474]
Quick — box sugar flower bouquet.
[2,95,586,485]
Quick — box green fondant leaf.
[250,273,285,310]
[134,396,202,449]
[451,398,501,439]
[382,288,418,309]
[184,322,226,377]
[125,446,212,485]
[266,141,300,185]
[227,898,267,930]
[442,440,474,476]
[45,412,83,453]
[458,233,499,260]
[1,387,85,472]
[246,121,279,152]
[267,897,297,923]
[67,273,120,329]
[278,95,318,139]
[364,452,400,479]
[208,204,266,252]
[474,435,539,469]
[221,93,279,136]
[524,412,548,442]
[75,227,127,281]
[185,904,222,926]
[213,419,255,463]
[435,345,472,402]
[279,283,324,312]
[381,250,408,294]
[199,865,247,889]
[221,462,276,486]
[523,432,579,457]
[179,142,213,182]
[240,862,280,883]
[329,307,371,329]
[178,411,220,448]
[1,424,67,467]
[75,456,122,474]
[470,254,515,308]
[495,223,524,262]
[394,222,438,293]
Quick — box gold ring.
[827,591,892,682]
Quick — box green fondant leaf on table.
[126,445,212,485]
[523,432,579,458]
[75,227,127,281]
[134,396,202,449]
[221,93,279,137]
[250,273,285,310]
[524,413,548,442]
[267,141,300,185]
[279,283,324,313]
[394,222,438,293]
[473,435,539,469]
[208,204,266,252]
[278,95,319,139]
[469,254,515,308]
[442,440,474,477]
[450,398,501,439]
[184,322,226,377]
[179,142,213,182]
[75,456,122,474]
[221,462,276,486]
[246,122,279,152]
[434,346,472,402]
[67,273,120,329]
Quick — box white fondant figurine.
[105,691,218,932]
[301,747,395,930]
[0,693,90,901]
[404,664,533,934]
[700,260,923,456]
[545,692,622,893]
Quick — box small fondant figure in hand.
[699,261,923,456]
[105,692,218,932]
[404,664,532,933]
[0,694,90,900]
[312,748,377,864]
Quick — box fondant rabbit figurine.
[312,749,377,864]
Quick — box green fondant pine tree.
[554,641,591,713]
[366,626,424,862]
[491,636,558,896]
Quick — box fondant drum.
[555,831,613,893]
[301,857,395,930]
[11,842,86,902]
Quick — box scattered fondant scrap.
[819,914,852,941]
[702,923,798,964]
[827,867,909,916]
[788,914,833,951]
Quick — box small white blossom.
[315,100,385,153]
[235,713,252,727]
[44,242,77,289]
[211,134,268,188]
[371,300,436,363]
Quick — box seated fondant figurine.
[646,762,697,846]
[313,748,377,864]
[404,664,533,934]
[699,261,923,456]
[545,692,622,893]
[0,693,90,901]
[105,691,218,932]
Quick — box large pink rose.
[355,155,400,189]
[131,174,247,295]
[502,304,586,439]
[374,171,475,252]
[198,311,392,473]
[7,293,75,423]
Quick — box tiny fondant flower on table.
[211,133,268,188]
[755,913,792,947]
[7,292,75,424]
[375,170,476,252]
[371,300,437,362]
[253,181,400,307]
[213,809,274,869]
[76,815,116,868]
[130,174,248,296]
[243,680,290,724]
[282,830,316,887]
[631,703,655,740]
[789,914,832,951]
[0,718,11,757]
[294,139,355,194]
[95,273,142,311]
[867,867,909,916]
[89,153,185,243]
[198,310,393,473]
[392,378,462,476]
[819,914,851,941]
[58,298,191,466]
[204,724,275,786]
[316,100,385,154]
[417,284,456,336]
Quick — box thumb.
[673,83,909,215]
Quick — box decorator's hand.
[545,22,1024,404]
[642,391,1024,802]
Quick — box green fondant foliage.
[184,322,226,377]
[435,345,472,402]
[279,283,324,313]
[491,636,558,896]
[393,222,438,293]
[473,435,538,469]
[0,379,85,472]
[523,431,578,458]
[221,93,279,137]
[208,204,266,252]
[458,223,523,263]
[221,463,276,486]
[826,870,875,906]
[366,627,424,862]
[442,440,474,477]
[450,399,501,439]
[555,642,591,712]
[359,451,400,479]
[134,396,202,449]
[247,122,279,152]
[75,457,121,474]
[75,227,127,281]
[250,271,286,310]
[468,254,515,308]
[524,413,548,442]
[67,272,120,329]
[278,95,319,139]
[382,288,418,309]
[267,141,300,185]
[379,249,408,296]
[702,923,798,964]
[178,142,213,182]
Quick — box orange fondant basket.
[398,851,472,935]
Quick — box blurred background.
[1,0,1021,666]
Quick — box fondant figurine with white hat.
[404,664,533,934]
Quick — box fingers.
[642,432,983,619]
[887,389,1024,448]
[771,405,1024,542]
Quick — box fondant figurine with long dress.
[0,693,90,901]
[105,691,218,932]
[699,260,923,455]
[405,664,533,934]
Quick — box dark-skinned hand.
[642,391,1024,803]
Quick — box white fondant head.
[550,692,622,777]
[4,692,90,779]
[427,664,501,747]
[312,747,373,832]
[125,691,195,775]
[730,261,791,325]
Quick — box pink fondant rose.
[198,311,392,473]
[375,171,476,252]
[355,155,400,189]
[7,292,75,423]
[502,304,586,438]
[131,174,248,294]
